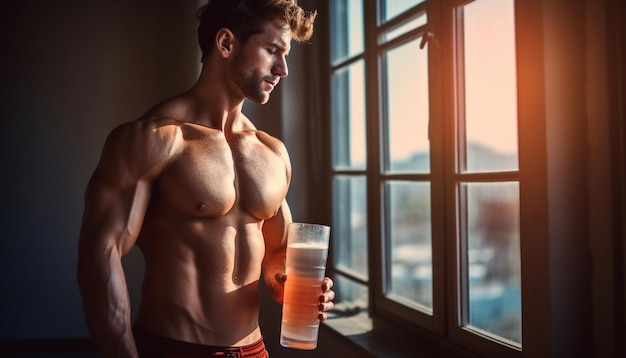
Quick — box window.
[326,0,522,356]
[454,0,521,347]
[329,0,369,316]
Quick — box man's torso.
[132,118,289,347]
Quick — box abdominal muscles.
[135,216,267,346]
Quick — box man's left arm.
[261,200,335,320]
[261,199,291,303]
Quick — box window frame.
[446,2,522,355]
[320,0,526,356]
[364,0,446,333]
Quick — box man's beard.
[231,52,271,104]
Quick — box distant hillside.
[392,142,517,172]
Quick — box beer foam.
[288,242,328,249]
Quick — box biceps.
[262,201,292,265]
[264,200,292,244]
[80,176,151,255]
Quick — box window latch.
[420,26,439,49]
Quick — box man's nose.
[273,56,289,78]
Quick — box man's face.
[230,19,292,104]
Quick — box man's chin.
[247,94,271,105]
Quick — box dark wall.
[0,1,336,356]
[0,0,200,339]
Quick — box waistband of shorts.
[133,326,267,357]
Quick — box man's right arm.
[76,121,180,357]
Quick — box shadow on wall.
[0,0,199,341]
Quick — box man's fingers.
[318,301,335,312]
[319,290,336,303]
[321,277,334,291]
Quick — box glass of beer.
[280,222,330,350]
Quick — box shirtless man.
[76,1,333,357]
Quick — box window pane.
[382,14,427,43]
[462,182,521,344]
[332,61,366,170]
[331,0,364,63]
[385,181,432,311]
[462,0,518,172]
[333,176,368,280]
[383,39,430,173]
[381,0,425,22]
[334,274,369,314]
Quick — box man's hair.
[197,0,317,61]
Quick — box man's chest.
[156,132,289,220]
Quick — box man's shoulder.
[250,131,291,172]
[235,114,286,152]
[245,129,284,151]
[99,117,184,173]
[109,117,183,145]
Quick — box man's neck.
[184,64,247,132]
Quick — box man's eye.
[267,48,277,55]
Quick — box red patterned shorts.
[133,327,269,358]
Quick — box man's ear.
[215,28,236,58]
